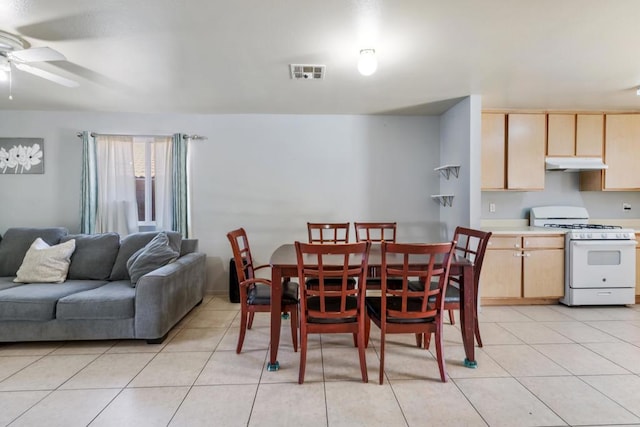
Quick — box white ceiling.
[1,0,640,115]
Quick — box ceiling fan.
[0,30,78,98]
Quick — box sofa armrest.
[133,252,206,339]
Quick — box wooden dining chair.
[295,241,371,384]
[354,222,397,243]
[443,227,492,347]
[365,241,455,384]
[307,222,350,243]
[227,228,298,354]
[306,222,355,289]
[354,222,398,290]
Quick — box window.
[133,137,156,226]
[82,132,189,237]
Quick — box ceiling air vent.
[289,64,325,80]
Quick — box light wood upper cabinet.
[547,113,603,157]
[582,114,640,190]
[547,114,575,156]
[576,114,604,157]
[507,114,546,190]
[603,114,640,190]
[481,113,506,190]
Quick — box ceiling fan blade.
[8,47,66,63]
[14,63,79,87]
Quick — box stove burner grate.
[543,224,622,230]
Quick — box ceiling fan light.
[358,49,377,76]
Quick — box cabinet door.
[481,113,506,190]
[604,114,640,190]
[576,114,604,157]
[507,114,546,190]
[636,234,640,296]
[523,235,564,249]
[523,249,565,297]
[547,114,575,156]
[480,249,522,298]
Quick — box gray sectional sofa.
[0,227,206,344]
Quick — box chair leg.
[365,313,371,348]
[357,322,368,383]
[415,333,422,348]
[435,324,447,383]
[298,324,307,384]
[247,312,255,329]
[236,308,249,354]
[290,307,298,352]
[474,315,483,347]
[448,309,455,325]
[424,333,431,350]
[379,329,386,385]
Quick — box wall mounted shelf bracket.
[434,165,460,179]
[431,194,454,207]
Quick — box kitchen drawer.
[487,235,521,249]
[523,236,564,249]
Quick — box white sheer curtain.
[153,136,173,231]
[94,135,139,235]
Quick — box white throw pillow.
[14,238,76,283]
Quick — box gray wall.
[439,95,483,239]
[0,110,444,293]
[481,171,640,221]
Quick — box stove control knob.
[586,233,593,239]
[601,233,608,239]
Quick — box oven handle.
[572,240,637,247]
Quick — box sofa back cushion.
[60,233,121,280]
[109,231,182,280]
[0,227,68,276]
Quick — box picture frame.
[0,138,44,174]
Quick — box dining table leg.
[268,266,283,371]
[461,263,477,368]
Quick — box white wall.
[0,111,442,293]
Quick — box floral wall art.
[0,138,44,174]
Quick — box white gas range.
[530,206,637,306]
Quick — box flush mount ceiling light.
[357,49,377,76]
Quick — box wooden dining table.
[267,243,478,371]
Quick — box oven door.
[569,240,637,289]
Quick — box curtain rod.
[76,132,207,141]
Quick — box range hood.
[545,157,608,171]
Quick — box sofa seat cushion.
[0,227,68,276]
[0,276,23,292]
[57,280,135,320]
[61,233,120,280]
[0,280,107,321]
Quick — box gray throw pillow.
[0,227,68,276]
[126,232,179,286]
[110,231,182,280]
[60,233,120,280]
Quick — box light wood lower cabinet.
[480,234,565,303]
[636,233,640,297]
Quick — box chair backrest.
[452,227,492,285]
[354,222,397,243]
[226,228,256,284]
[380,241,455,320]
[295,241,370,321]
[307,222,350,244]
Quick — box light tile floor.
[3,297,640,426]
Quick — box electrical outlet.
[623,202,631,211]
[489,203,496,213]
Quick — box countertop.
[480,219,640,235]
[482,226,567,235]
